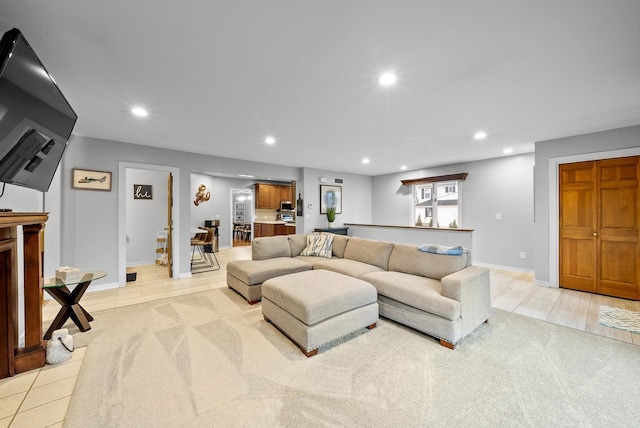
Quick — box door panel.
[601,188,635,228]
[559,162,596,293]
[596,157,638,299]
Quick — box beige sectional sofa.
[226,233,491,349]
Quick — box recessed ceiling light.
[400,165,407,170]
[503,148,513,154]
[378,72,397,86]
[362,158,370,164]
[265,136,276,145]
[238,174,255,178]
[474,131,487,140]
[131,107,148,117]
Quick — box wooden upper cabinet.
[255,184,274,209]
[280,186,293,203]
[255,184,292,209]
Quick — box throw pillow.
[300,233,334,258]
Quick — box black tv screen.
[0,28,77,192]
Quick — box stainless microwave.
[280,201,294,211]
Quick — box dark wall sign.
[133,184,153,199]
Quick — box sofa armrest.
[441,266,492,336]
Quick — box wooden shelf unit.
[1,212,48,379]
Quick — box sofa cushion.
[227,258,311,285]
[332,235,349,258]
[314,258,385,278]
[388,244,469,280]
[252,236,291,260]
[343,237,394,270]
[288,234,308,257]
[362,271,461,321]
[294,255,338,267]
[300,233,334,258]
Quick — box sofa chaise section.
[227,258,311,304]
[226,236,312,304]
[362,243,490,348]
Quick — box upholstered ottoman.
[261,270,379,357]
[227,258,312,304]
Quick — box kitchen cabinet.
[255,184,293,209]
[254,222,293,237]
[254,223,262,238]
[260,223,275,237]
[255,184,276,209]
[280,186,293,203]
[274,223,287,236]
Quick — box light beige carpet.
[63,288,640,427]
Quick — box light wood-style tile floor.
[2,246,638,426]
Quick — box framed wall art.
[133,184,153,199]
[320,185,342,214]
[72,168,112,191]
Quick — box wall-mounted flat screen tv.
[0,28,77,192]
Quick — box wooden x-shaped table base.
[44,278,94,340]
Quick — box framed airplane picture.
[72,168,112,191]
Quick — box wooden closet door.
[559,156,640,300]
[596,157,639,300]
[559,161,597,293]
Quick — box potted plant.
[326,206,336,228]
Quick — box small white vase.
[328,222,334,228]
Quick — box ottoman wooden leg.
[366,323,377,330]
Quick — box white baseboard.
[473,261,535,274]
[86,281,121,293]
[126,261,155,267]
[534,279,556,288]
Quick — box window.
[421,187,431,200]
[402,173,467,229]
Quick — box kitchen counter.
[254,221,296,226]
[254,221,296,238]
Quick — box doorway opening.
[231,188,254,247]
[118,162,180,286]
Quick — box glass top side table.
[43,271,106,340]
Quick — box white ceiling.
[1,1,639,176]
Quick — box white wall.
[60,135,302,286]
[45,124,640,288]
[300,168,372,233]
[126,169,168,266]
[534,124,640,285]
[190,173,219,230]
[372,154,536,271]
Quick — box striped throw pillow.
[300,233,334,258]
